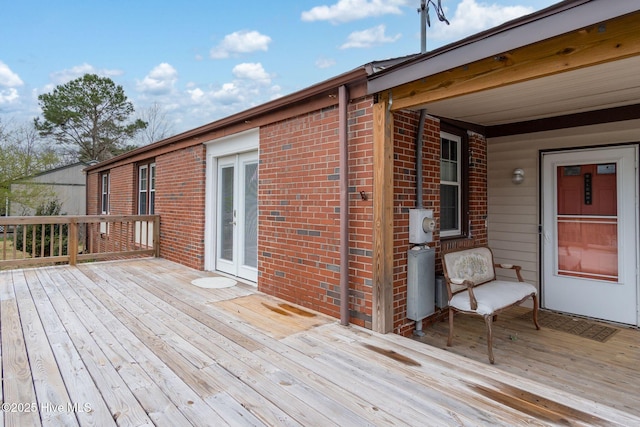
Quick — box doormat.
[191,277,237,289]
[519,310,619,342]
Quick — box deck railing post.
[153,215,160,257]
[69,218,78,265]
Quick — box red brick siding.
[109,163,135,214]
[84,163,135,253]
[468,131,488,247]
[85,146,207,270]
[392,112,441,335]
[258,97,375,327]
[86,172,99,216]
[155,145,207,270]
[346,97,375,328]
[391,113,488,336]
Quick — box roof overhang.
[367,0,640,130]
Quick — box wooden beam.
[372,95,394,334]
[390,12,640,111]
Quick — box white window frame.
[138,162,156,215]
[101,173,110,215]
[440,132,462,237]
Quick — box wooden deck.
[1,259,638,426]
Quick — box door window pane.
[556,163,618,281]
[244,162,258,268]
[221,166,234,261]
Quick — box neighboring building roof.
[12,161,92,184]
[367,0,639,93]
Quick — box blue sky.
[1,0,557,138]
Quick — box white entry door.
[216,152,258,282]
[542,146,638,325]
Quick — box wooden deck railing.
[0,215,160,269]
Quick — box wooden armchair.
[441,246,540,364]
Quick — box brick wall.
[346,97,375,328]
[468,130,488,247]
[155,145,207,270]
[258,96,375,327]
[392,112,442,336]
[85,145,207,270]
[109,163,135,215]
[391,114,488,337]
[86,171,99,216]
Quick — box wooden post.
[372,94,395,334]
[69,218,78,266]
[153,215,160,257]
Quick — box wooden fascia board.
[388,11,640,112]
[372,93,395,334]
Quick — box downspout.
[416,109,427,208]
[339,85,350,326]
[417,1,428,208]
[413,108,427,335]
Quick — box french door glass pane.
[244,162,258,268]
[221,166,234,261]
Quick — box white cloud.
[340,25,401,49]
[315,57,336,69]
[187,87,204,102]
[428,0,535,43]
[48,63,123,86]
[232,63,271,84]
[210,30,272,59]
[136,63,178,95]
[211,82,243,105]
[301,0,407,24]
[0,61,23,87]
[0,88,19,104]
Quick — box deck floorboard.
[1,258,638,426]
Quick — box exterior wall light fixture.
[512,168,525,184]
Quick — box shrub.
[15,200,68,257]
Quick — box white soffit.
[419,55,640,126]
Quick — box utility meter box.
[407,246,435,321]
[409,208,435,244]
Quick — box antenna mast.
[418,0,450,53]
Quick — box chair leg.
[485,315,495,364]
[532,294,541,330]
[447,308,454,347]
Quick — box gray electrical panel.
[406,246,435,321]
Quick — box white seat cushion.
[449,280,537,315]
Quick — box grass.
[1,237,26,260]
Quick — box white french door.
[542,146,638,325]
[216,152,258,282]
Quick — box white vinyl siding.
[486,118,640,289]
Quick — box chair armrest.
[494,263,524,282]
[450,278,478,310]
